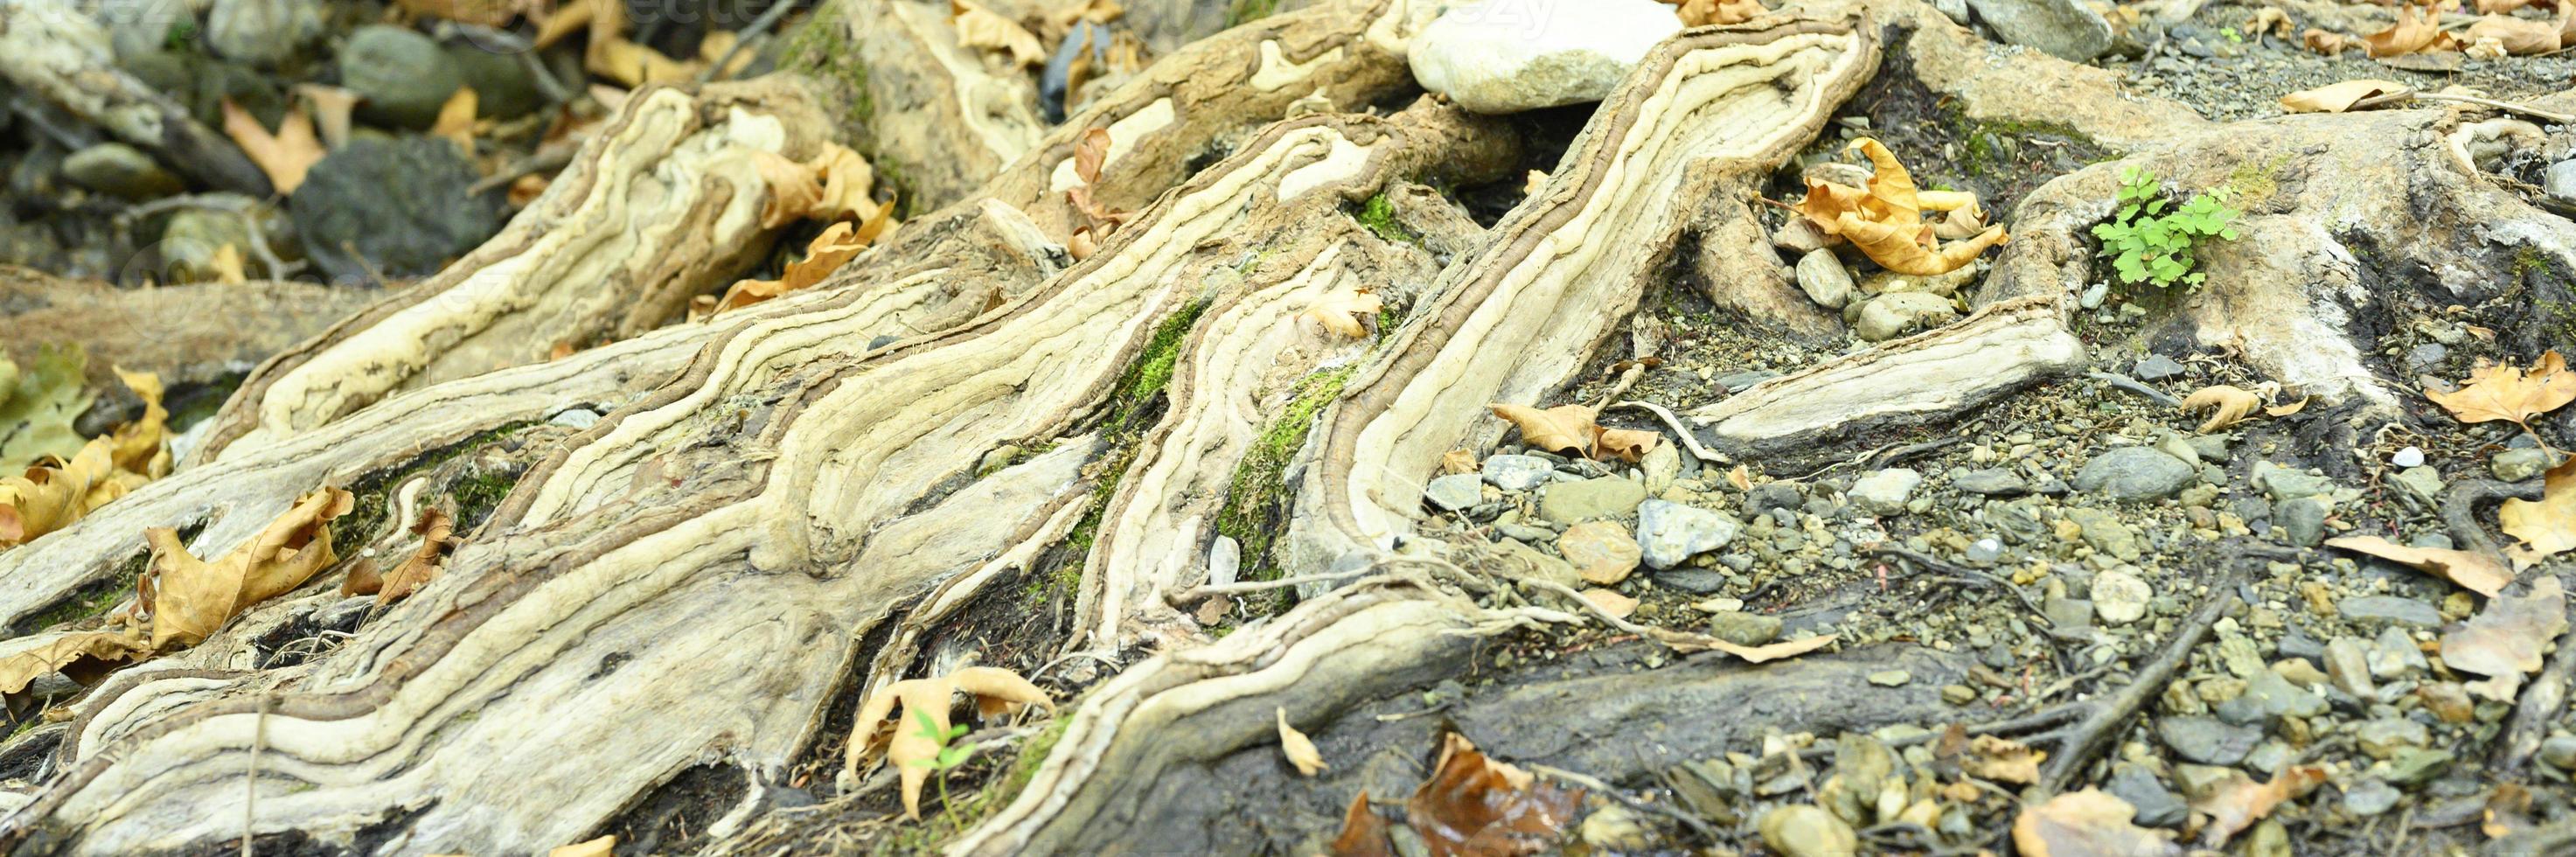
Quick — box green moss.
[1105,299,1213,432]
[2223,156,2286,210]
[22,567,137,632]
[329,422,533,551]
[1211,365,1358,589]
[1351,193,1418,247]
[1951,115,2107,179]
[1226,0,1281,27]
[450,467,518,531]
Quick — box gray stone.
[1539,477,1647,525]
[549,408,601,428]
[1848,468,1923,517]
[1208,535,1240,587]
[1794,249,1857,310]
[2324,637,2375,698]
[291,137,505,281]
[157,198,282,282]
[2355,718,2429,759]
[2073,447,2196,501]
[1713,370,1780,393]
[2277,497,2329,547]
[1482,454,1554,491]
[1967,0,2115,60]
[1758,805,1857,857]
[2156,715,2261,764]
[2043,595,2092,629]
[1965,537,2005,565]
[61,143,180,200]
[1640,442,1681,494]
[2547,160,2576,206]
[205,0,321,66]
[448,44,547,120]
[2381,747,2452,785]
[1654,568,1729,594]
[1489,538,1583,589]
[1636,499,1740,568]
[2254,463,2335,501]
[2391,466,2444,504]
[2541,735,2576,770]
[1407,0,1681,114]
[1707,610,1782,646]
[2064,507,2141,561]
[2405,342,2449,372]
[2371,627,2428,678]
[2106,764,2187,827]
[2342,778,2400,816]
[2238,670,2327,720]
[1853,291,1957,341]
[1953,469,2028,496]
[2092,568,2150,624]
[339,24,464,129]
[1424,473,1484,512]
[1745,483,1805,515]
[2493,448,2552,482]
[2341,596,2444,628]
[2132,353,2185,381]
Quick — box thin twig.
[2349,89,2574,124]
[242,691,268,857]
[1608,400,1729,464]
[1527,763,1721,844]
[698,0,804,84]
[2086,372,2181,408]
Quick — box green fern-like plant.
[2090,166,2241,289]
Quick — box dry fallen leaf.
[2180,385,2263,433]
[951,0,1046,67]
[1666,0,1765,25]
[1488,403,1598,458]
[221,100,325,195]
[846,665,1053,819]
[2,370,169,548]
[2364,4,2461,57]
[147,486,356,649]
[2280,79,2407,113]
[1278,707,1327,776]
[2246,7,2295,38]
[1726,463,1752,491]
[2013,788,2182,857]
[378,507,458,604]
[1791,138,2008,275]
[1439,449,1477,475]
[2426,351,2576,440]
[698,213,890,317]
[0,625,146,695]
[2466,13,2562,53]
[2325,535,2513,597]
[430,87,480,152]
[585,0,698,86]
[547,835,616,857]
[1963,734,2046,784]
[1331,791,1397,857]
[398,0,518,26]
[1704,632,1837,663]
[1580,588,1640,620]
[1305,287,1383,339]
[2191,766,2326,847]
[1593,427,1659,463]
[2499,456,2575,561]
[209,244,248,284]
[2303,28,2358,55]
[1407,733,1583,857]
[2443,575,2568,700]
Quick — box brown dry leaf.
[2425,351,2576,436]
[2324,535,2513,597]
[1726,463,1752,491]
[2364,4,2461,56]
[951,0,1046,67]
[146,486,356,649]
[2191,766,2325,847]
[2279,79,2407,113]
[1331,791,1396,857]
[2246,6,2295,38]
[585,0,697,86]
[2180,385,2263,433]
[696,31,756,79]
[379,507,458,605]
[547,835,616,857]
[1791,138,2008,275]
[1487,403,1598,457]
[1277,707,1327,776]
[2,371,169,547]
[1406,733,1583,857]
[1439,449,1477,475]
[2264,396,2308,417]
[752,150,825,229]
[2467,13,2562,52]
[2012,788,2183,857]
[2500,456,2575,561]
[2303,28,2359,55]
[1580,588,1640,620]
[808,144,883,223]
[2478,0,2538,11]
[2442,575,2568,700]
[1592,427,1659,463]
[509,173,551,208]
[846,665,1052,819]
[430,87,479,152]
[220,100,324,195]
[700,219,878,317]
[1963,735,2046,784]
[1067,128,1133,237]
[339,556,383,597]
[533,0,596,48]
[0,626,147,695]
[1305,287,1382,339]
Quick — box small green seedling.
[909,710,978,832]
[2090,166,2241,289]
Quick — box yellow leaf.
[950,0,1045,67]
[220,100,324,195]
[379,507,459,605]
[2,371,168,547]
[1707,633,1836,663]
[2325,535,2514,597]
[146,486,356,649]
[2263,396,2308,417]
[1592,426,1660,463]
[2364,5,2460,57]
[430,87,480,152]
[1277,707,1326,776]
[589,37,697,86]
[845,665,1053,819]
[2425,352,2576,435]
[210,244,247,284]
[532,0,596,49]
[1304,287,1382,339]
[1487,402,1599,457]
[2180,385,2263,433]
[751,150,824,229]
[2279,79,2407,114]
[1438,449,1477,475]
[2500,456,2576,561]
[808,144,882,223]
[1792,138,2007,275]
[1962,735,2045,784]
[0,627,147,695]
[548,835,616,857]
[702,219,880,317]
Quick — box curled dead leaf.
[379,507,458,604]
[951,0,1046,67]
[1278,707,1327,776]
[0,626,147,695]
[1331,791,1396,857]
[547,835,616,857]
[2180,385,2262,433]
[697,213,890,317]
[2364,4,2461,57]
[2499,456,2575,561]
[2325,535,2513,597]
[220,100,324,195]
[2192,766,2325,847]
[1487,402,1598,458]
[2280,79,2407,113]
[2466,14,2562,54]
[1790,138,2006,275]
[2012,788,2182,857]
[845,665,1053,819]
[2441,575,2568,701]
[1304,287,1383,339]
[1407,733,1583,857]
[2302,28,2358,55]
[2426,351,2576,439]
[1439,449,1477,475]
[2,370,169,548]
[1962,735,2046,784]
[430,87,479,152]
[1592,427,1659,463]
[147,486,357,649]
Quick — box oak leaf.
[1963,734,2045,784]
[2499,456,2574,561]
[146,486,356,649]
[2425,351,2576,436]
[221,100,324,195]
[2,369,169,547]
[950,0,1046,67]
[2325,535,2513,597]
[2364,5,2461,57]
[1305,287,1382,339]
[1487,402,1598,457]
[1439,449,1477,475]
[2279,79,2406,113]
[1278,707,1327,776]
[0,625,147,695]
[1593,427,1660,463]
[2180,385,2262,433]
[845,665,1052,819]
[2191,766,2325,847]
[2012,788,2181,857]
[2466,14,2561,53]
[1406,733,1583,857]
[430,87,479,152]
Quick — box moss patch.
[1212,365,1358,587]
[1226,0,1280,27]
[1350,192,1419,247]
[329,422,533,552]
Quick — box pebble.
[1758,805,1857,857]
[1558,520,1642,584]
[2391,446,2425,468]
[1965,0,2115,60]
[205,0,321,67]
[1635,499,1740,568]
[61,143,181,200]
[1407,0,1681,114]
[2339,596,2444,628]
[1795,249,1857,310]
[2063,507,2142,561]
[2132,353,2185,381]
[1953,468,2029,496]
[1654,568,1730,594]
[1424,472,1484,512]
[549,408,601,428]
[2043,594,2093,630]
[2324,637,2375,698]
[2546,159,2576,206]
[2231,670,2326,721]
[2156,715,2261,764]
[2276,497,2328,547]
[1713,370,1781,392]
[292,136,505,281]
[1853,292,1957,342]
[2541,735,2576,770]
[2370,627,2428,678]
[1708,610,1783,646]
[2406,342,2449,372]
[338,24,465,129]
[2252,463,2334,502]
[1867,670,1911,687]
[2354,718,2429,760]
[2391,466,2444,505]
[1640,443,1681,494]
[1482,454,1555,491]
[2073,447,2197,501]
[2492,448,2551,482]
[2092,568,2150,624]
[1208,535,1241,587]
[1941,684,1978,705]
[1965,537,2005,565]
[2342,778,2401,816]
[2106,764,2189,827]
[1848,468,1923,517]
[1745,483,1805,515]
[2379,747,2452,785]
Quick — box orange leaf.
[1406,733,1583,857]
[2500,456,2576,561]
[2190,766,2325,847]
[2425,351,2576,433]
[220,100,325,195]
[1330,791,1396,857]
[430,87,480,152]
[1592,427,1660,463]
[379,507,458,605]
[1793,139,2006,275]
[2364,5,2460,57]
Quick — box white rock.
[1407,0,1681,114]
[2092,568,2151,625]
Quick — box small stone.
[1654,568,1730,594]
[2324,638,2375,698]
[61,143,181,200]
[2546,160,2576,206]
[338,24,465,129]
[2406,342,2450,372]
[1867,670,1911,687]
[1853,292,1958,342]
[2238,670,2327,720]
[1848,468,1924,517]
[1745,482,1805,515]
[1488,538,1584,589]
[1941,684,1978,705]
[2106,764,2188,827]
[2043,595,2093,630]
[2378,747,2452,786]
[206,0,322,66]
[2156,716,2261,764]
[1953,469,2029,496]
[1482,454,1555,491]
[2339,596,2444,628]
[1966,0,2115,60]
[292,136,505,281]
[2391,466,2445,504]
[1407,0,1681,114]
[2253,463,2335,501]
[2092,568,2150,624]
[1708,611,1783,647]
[2492,448,2552,482]
[1713,370,1781,393]
[1424,472,1485,512]
[1965,537,2005,565]
[1208,535,1241,587]
[2391,446,2425,468]
[1539,477,1647,525]
[1795,249,1857,310]
[550,408,601,428]
[2417,682,2475,724]
[2064,507,2142,561]
[2132,353,2185,381]
[1559,520,1643,584]
[2277,497,2329,547]
[1640,443,1681,494]
[2371,627,2428,678]
[2540,735,2576,770]
[2342,778,2400,817]
[2354,718,2430,760]
[1758,805,1857,857]
[2074,447,2197,501]
[1635,499,1740,568]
